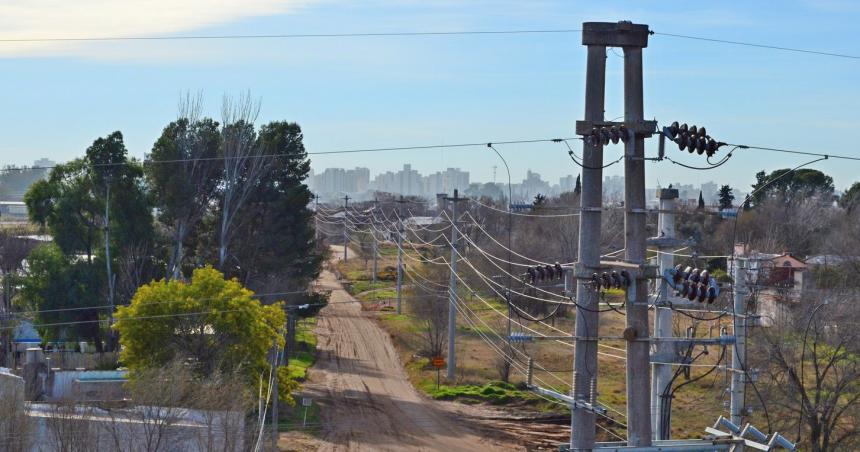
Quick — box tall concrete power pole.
[572,21,653,450]
[730,258,748,425]
[622,23,653,447]
[395,196,406,315]
[342,195,350,261]
[372,198,379,283]
[651,188,679,440]
[445,189,467,381]
[571,25,607,452]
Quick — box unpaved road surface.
[299,251,521,451]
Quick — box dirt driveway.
[296,250,521,451]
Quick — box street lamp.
[488,143,513,379]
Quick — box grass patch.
[279,398,322,434]
[357,289,397,302]
[287,317,318,382]
[425,381,538,406]
[348,280,393,295]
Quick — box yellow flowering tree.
[114,267,286,390]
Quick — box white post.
[396,210,404,315]
[730,259,748,425]
[447,190,459,381]
[652,189,678,439]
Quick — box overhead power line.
[0,137,574,173]
[652,31,860,60]
[0,29,582,44]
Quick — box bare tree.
[0,375,32,452]
[148,93,222,280]
[409,263,449,359]
[218,93,274,269]
[754,292,860,451]
[44,401,101,452]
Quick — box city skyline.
[308,163,744,207]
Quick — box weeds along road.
[302,248,519,451]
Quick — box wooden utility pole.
[444,189,467,381]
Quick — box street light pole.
[488,144,514,379]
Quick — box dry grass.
[338,244,734,439]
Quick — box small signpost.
[301,397,312,428]
[431,356,445,389]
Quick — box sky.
[1,0,858,190]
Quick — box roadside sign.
[302,397,312,407]
[431,356,445,368]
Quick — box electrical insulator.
[610,271,621,289]
[690,268,701,284]
[601,272,612,289]
[592,273,601,290]
[554,263,563,279]
[664,120,725,156]
[527,267,537,284]
[707,286,717,303]
[545,264,555,280]
[620,270,631,288]
[672,264,684,284]
[697,284,707,303]
[609,126,621,144]
[687,283,698,301]
[536,266,546,282]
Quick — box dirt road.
[300,251,520,452]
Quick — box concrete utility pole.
[651,188,679,440]
[395,196,406,315]
[571,21,653,450]
[372,198,379,283]
[622,24,653,447]
[273,308,297,447]
[342,195,350,261]
[271,340,280,448]
[445,189,467,381]
[313,194,319,242]
[730,258,748,425]
[571,24,607,451]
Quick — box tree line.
[17,96,322,353]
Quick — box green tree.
[230,121,321,294]
[751,168,834,207]
[718,184,734,210]
[114,267,286,382]
[146,117,221,280]
[574,174,581,196]
[839,182,860,211]
[697,190,705,209]
[20,244,107,350]
[23,133,154,349]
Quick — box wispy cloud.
[0,0,320,58]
